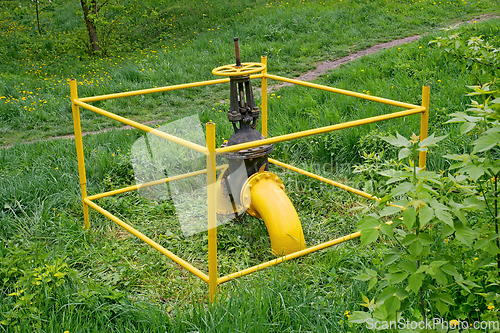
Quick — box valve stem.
[234,37,241,67]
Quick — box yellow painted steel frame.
[70,56,430,302]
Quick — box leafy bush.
[349,30,500,327]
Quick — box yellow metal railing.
[70,55,430,302]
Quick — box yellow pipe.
[78,74,263,103]
[206,122,218,302]
[87,165,227,201]
[73,100,208,155]
[419,86,430,169]
[84,198,209,283]
[216,107,425,155]
[261,56,268,138]
[264,74,420,109]
[242,172,306,256]
[70,79,90,229]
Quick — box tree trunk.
[80,0,100,53]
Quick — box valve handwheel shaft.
[234,37,242,68]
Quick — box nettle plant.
[348,131,484,324]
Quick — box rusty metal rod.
[234,37,242,67]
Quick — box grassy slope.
[0,0,498,145]
[1,0,500,331]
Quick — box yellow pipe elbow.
[242,172,306,256]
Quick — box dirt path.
[2,13,497,149]
[266,13,498,92]
[266,35,422,93]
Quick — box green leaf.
[430,199,449,211]
[360,228,380,246]
[451,206,467,224]
[384,295,401,314]
[435,299,449,315]
[415,264,429,274]
[398,147,411,160]
[460,122,477,134]
[390,271,409,284]
[441,264,459,277]
[474,238,489,250]
[472,132,500,153]
[400,260,417,273]
[366,268,377,277]
[429,261,448,267]
[379,223,393,237]
[484,127,500,134]
[419,133,448,148]
[455,275,471,293]
[348,311,372,324]
[390,182,414,197]
[384,252,400,266]
[443,153,469,161]
[418,206,434,227]
[442,224,455,237]
[368,277,378,291]
[353,273,372,281]
[380,132,410,147]
[377,286,398,302]
[459,278,480,289]
[402,207,416,230]
[401,233,417,246]
[435,209,453,227]
[409,241,423,257]
[418,232,435,245]
[460,164,485,181]
[380,205,403,217]
[454,222,476,246]
[438,293,456,305]
[408,273,424,294]
[433,267,448,286]
[356,216,380,230]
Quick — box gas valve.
[212,37,273,214]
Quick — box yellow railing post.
[419,86,430,169]
[70,79,89,229]
[206,122,218,302]
[261,56,268,138]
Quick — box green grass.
[1,0,499,145]
[1,0,500,331]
